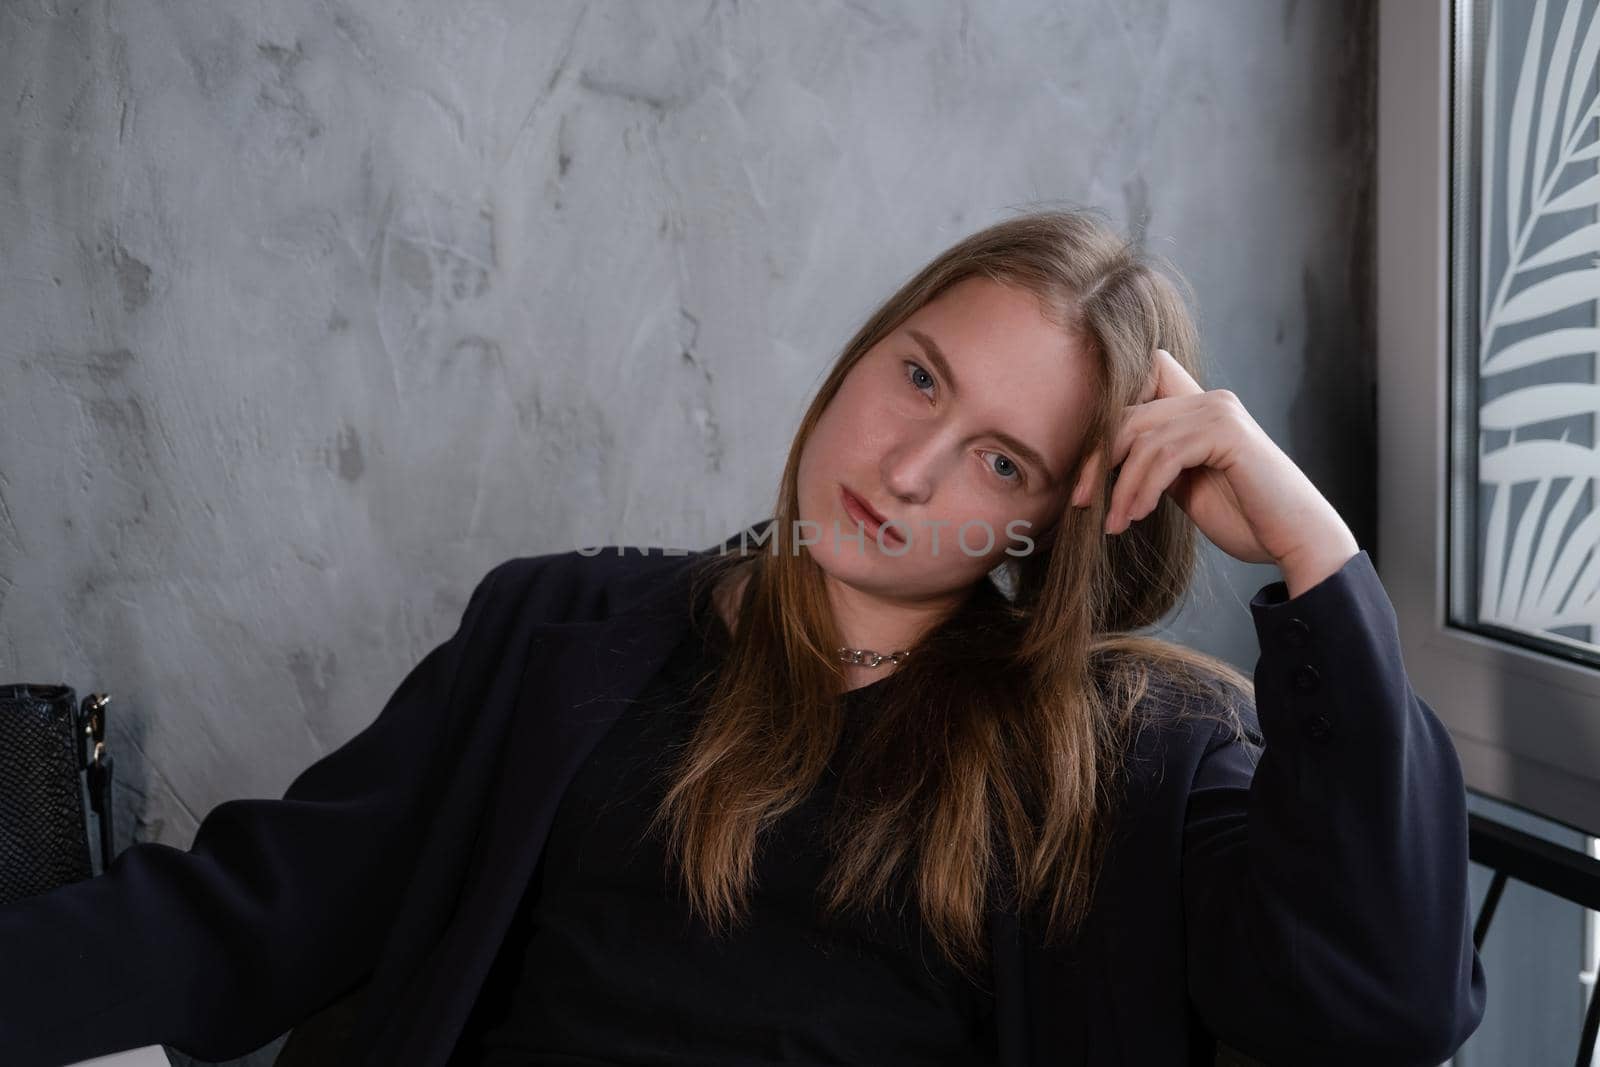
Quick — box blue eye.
[983,451,1024,485]
[903,360,936,397]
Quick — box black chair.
[271,983,366,1066]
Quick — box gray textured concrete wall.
[0,1,1375,1063]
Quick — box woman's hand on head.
[1067,348,1358,576]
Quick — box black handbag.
[0,683,116,905]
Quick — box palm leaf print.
[1478,0,1600,634]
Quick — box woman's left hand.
[1068,348,1360,596]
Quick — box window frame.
[1378,0,1600,839]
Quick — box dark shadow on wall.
[1284,0,1380,570]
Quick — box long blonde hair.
[647,207,1255,984]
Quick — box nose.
[880,424,948,504]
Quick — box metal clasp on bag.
[77,693,116,870]
[78,692,110,773]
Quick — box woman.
[0,209,1485,1066]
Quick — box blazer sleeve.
[1181,549,1487,1067]
[0,559,514,1067]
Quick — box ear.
[1070,447,1102,508]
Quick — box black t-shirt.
[449,597,999,1065]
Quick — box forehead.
[909,277,1085,376]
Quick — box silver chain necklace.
[836,647,911,668]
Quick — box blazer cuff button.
[1290,663,1321,692]
[1282,617,1312,648]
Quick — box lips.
[840,485,905,545]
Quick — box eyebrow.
[905,328,1059,489]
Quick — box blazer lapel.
[378,548,707,1065]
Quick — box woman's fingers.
[1105,389,1241,533]
[1068,349,1191,511]
[1107,427,1203,533]
[1136,350,1169,403]
[1147,348,1200,400]
[1095,393,1201,512]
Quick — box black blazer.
[0,522,1486,1066]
